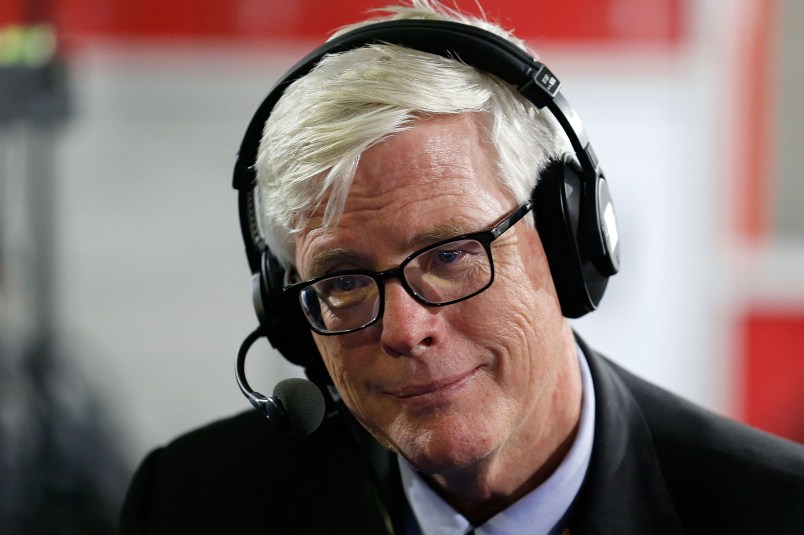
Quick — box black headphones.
[232,19,620,379]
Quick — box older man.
[121,2,804,534]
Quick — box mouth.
[392,366,481,400]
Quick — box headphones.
[232,19,620,379]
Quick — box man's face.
[295,113,573,476]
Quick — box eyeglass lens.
[299,238,492,333]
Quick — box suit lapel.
[281,408,404,534]
[567,338,685,534]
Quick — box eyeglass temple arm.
[490,201,534,240]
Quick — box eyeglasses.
[284,201,534,335]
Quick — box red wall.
[1,0,684,46]
[741,311,804,443]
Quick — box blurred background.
[1,0,802,531]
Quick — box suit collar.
[568,336,684,534]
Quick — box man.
[120,2,804,534]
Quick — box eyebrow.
[304,221,477,278]
[305,247,364,278]
[406,222,472,249]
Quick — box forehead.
[296,114,513,271]
[348,114,496,200]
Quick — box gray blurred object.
[0,22,129,534]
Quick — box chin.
[391,415,500,475]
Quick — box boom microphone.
[273,378,326,435]
[236,328,326,436]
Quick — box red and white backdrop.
[2,0,800,459]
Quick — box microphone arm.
[236,328,292,431]
[236,327,325,436]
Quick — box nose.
[379,279,439,357]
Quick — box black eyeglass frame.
[284,201,534,335]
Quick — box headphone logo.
[534,65,560,96]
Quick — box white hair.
[255,0,572,269]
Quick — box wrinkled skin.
[295,113,581,522]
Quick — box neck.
[425,324,582,525]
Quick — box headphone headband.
[233,19,599,192]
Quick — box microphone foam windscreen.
[273,378,326,436]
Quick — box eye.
[312,274,377,312]
[322,275,368,295]
[312,274,375,303]
[333,276,358,292]
[418,239,485,270]
[436,249,462,264]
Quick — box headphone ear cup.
[534,160,607,318]
[582,175,621,278]
[255,250,322,370]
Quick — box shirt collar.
[398,346,596,535]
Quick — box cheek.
[502,230,562,320]
[314,337,352,401]
[314,335,376,416]
[314,335,402,450]
[489,245,559,328]
[472,235,565,379]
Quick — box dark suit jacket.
[120,340,804,534]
